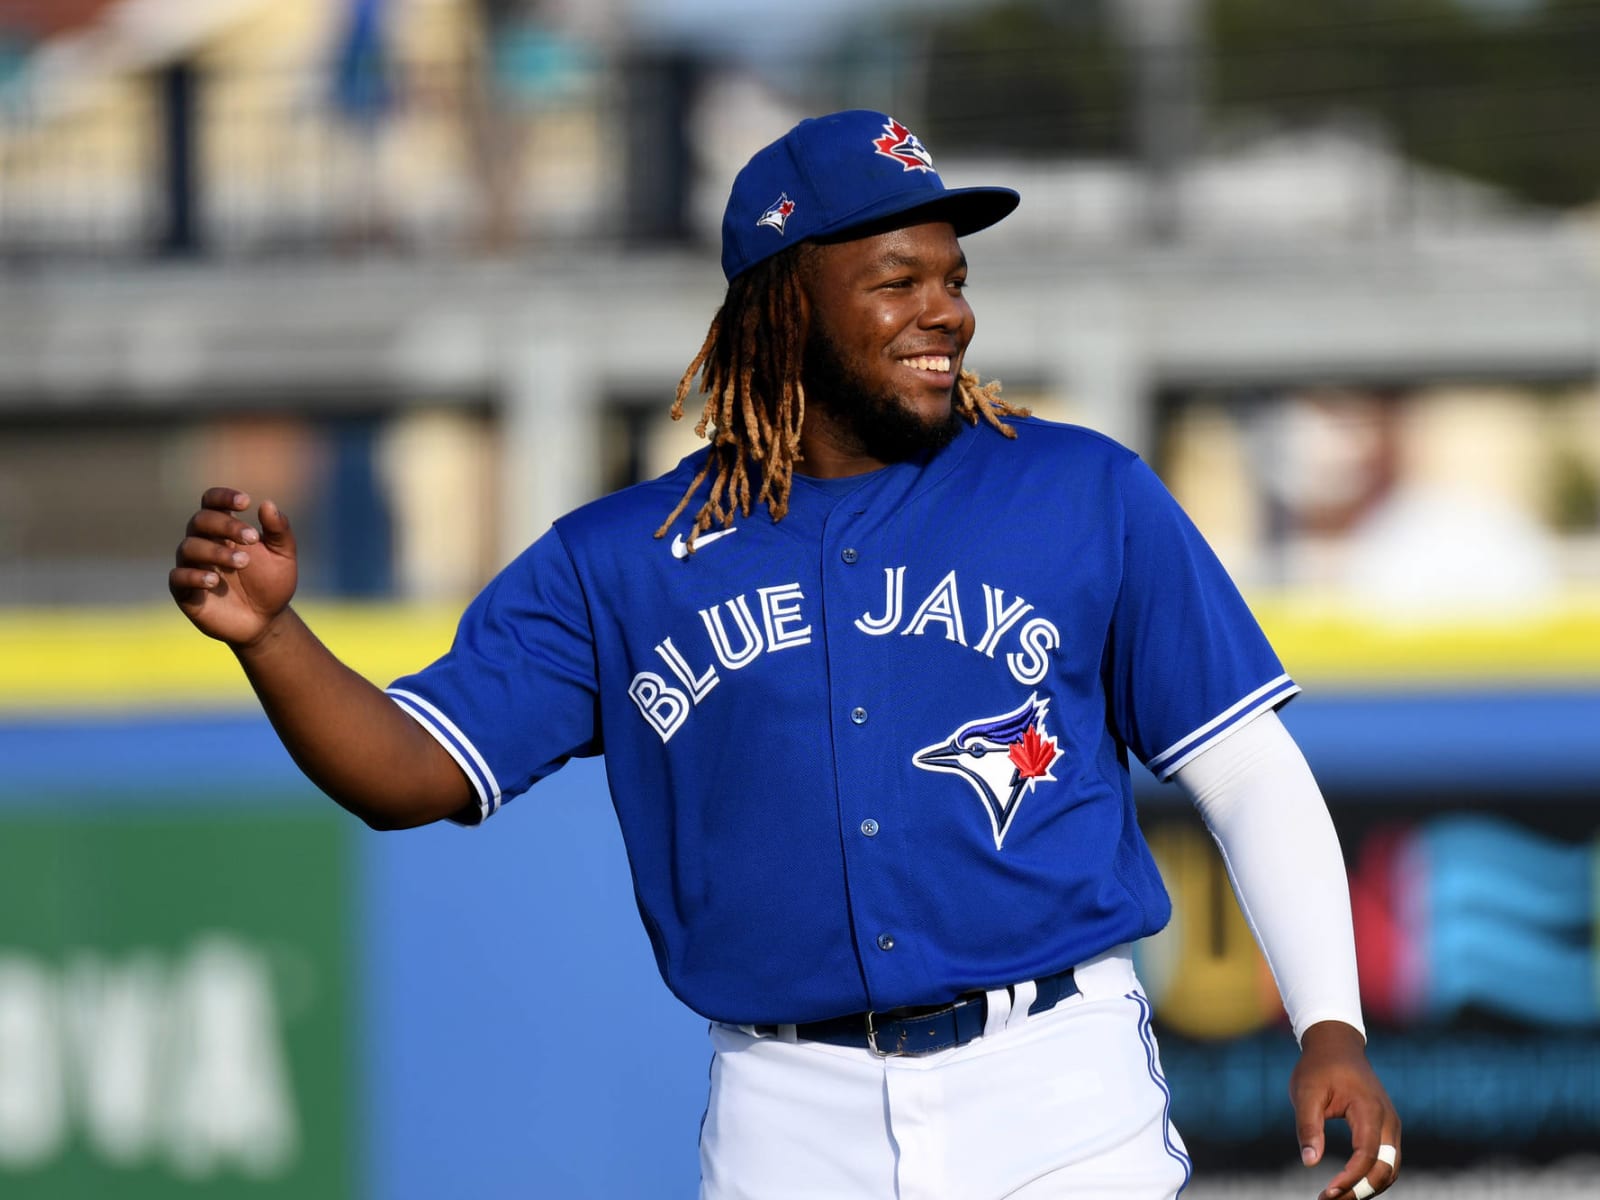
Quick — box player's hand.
[1291,1020,1400,1199]
[170,488,299,647]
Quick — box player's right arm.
[170,488,475,829]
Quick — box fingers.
[256,498,297,556]
[1335,1141,1400,1200]
[176,489,294,566]
[168,564,222,594]
[1324,1148,1396,1199]
[169,524,247,606]
[184,494,260,546]
[199,486,250,513]
[171,489,300,646]
[1353,1133,1401,1198]
[174,532,253,572]
[171,488,291,602]
[1293,1086,1327,1167]
[1375,1140,1400,1189]
[1318,1118,1402,1199]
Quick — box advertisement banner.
[1140,798,1600,1167]
[0,808,354,1198]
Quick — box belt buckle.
[864,1010,905,1058]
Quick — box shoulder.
[962,413,1142,488]
[999,414,1138,463]
[554,446,714,548]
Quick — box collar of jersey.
[790,419,985,503]
[790,471,874,498]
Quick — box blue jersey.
[386,417,1298,1026]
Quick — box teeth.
[902,356,951,372]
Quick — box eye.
[948,277,969,292]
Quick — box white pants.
[699,947,1190,1200]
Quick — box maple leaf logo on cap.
[872,118,936,173]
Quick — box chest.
[600,508,1122,749]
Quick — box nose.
[919,280,969,333]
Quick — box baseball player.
[171,110,1400,1199]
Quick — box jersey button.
[860,818,879,837]
[841,547,859,564]
[876,933,895,951]
[850,707,868,725]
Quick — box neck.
[796,397,964,479]
[796,421,891,479]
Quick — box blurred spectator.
[465,0,597,250]
[1343,387,1560,620]
[329,0,396,246]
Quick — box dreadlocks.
[655,244,1030,552]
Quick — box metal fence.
[0,54,623,260]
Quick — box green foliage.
[824,0,1133,157]
[921,1,1131,155]
[836,0,1600,205]
[1209,0,1600,205]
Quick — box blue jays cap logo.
[914,693,1062,850]
[872,117,936,173]
[757,192,796,235]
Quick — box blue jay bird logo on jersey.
[758,193,796,234]
[914,694,1062,850]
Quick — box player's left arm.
[1172,711,1401,1200]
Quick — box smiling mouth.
[900,355,952,373]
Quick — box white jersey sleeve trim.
[1146,673,1300,780]
[1171,709,1366,1045]
[386,688,503,821]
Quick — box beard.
[801,325,962,464]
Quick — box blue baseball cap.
[720,110,1020,281]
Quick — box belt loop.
[1007,979,1038,1030]
[981,985,1012,1039]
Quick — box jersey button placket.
[822,510,906,993]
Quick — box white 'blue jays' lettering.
[630,569,1062,742]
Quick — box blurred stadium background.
[1,0,1598,1196]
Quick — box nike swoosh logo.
[670,527,738,559]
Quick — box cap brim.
[809,185,1020,245]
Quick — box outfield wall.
[2,606,1597,1195]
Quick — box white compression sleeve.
[1170,710,1366,1044]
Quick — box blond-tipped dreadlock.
[655,244,1030,553]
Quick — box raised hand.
[168,486,472,827]
[170,488,299,647]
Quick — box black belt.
[756,966,1079,1058]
